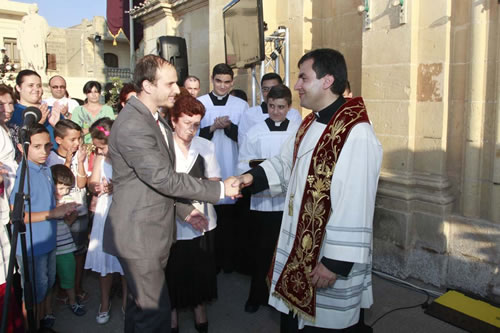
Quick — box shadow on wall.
[373,146,500,300]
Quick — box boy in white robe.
[238,73,302,145]
[198,63,248,272]
[238,85,300,313]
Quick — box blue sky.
[16,0,106,28]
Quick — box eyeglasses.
[50,85,66,89]
[261,86,273,92]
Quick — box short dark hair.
[267,84,292,106]
[15,70,41,100]
[345,80,351,94]
[170,95,205,123]
[212,63,233,79]
[119,83,137,106]
[133,55,171,93]
[261,73,283,85]
[183,75,200,85]
[15,69,40,87]
[54,119,82,139]
[51,164,75,187]
[26,123,49,143]
[298,48,347,95]
[0,84,15,102]
[83,81,102,94]
[89,117,113,142]
[230,89,248,102]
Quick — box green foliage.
[106,77,124,112]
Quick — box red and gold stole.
[270,97,370,321]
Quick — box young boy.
[10,123,77,329]
[237,84,300,313]
[46,119,90,303]
[50,164,87,316]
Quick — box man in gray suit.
[103,55,240,332]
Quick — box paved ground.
[50,270,466,333]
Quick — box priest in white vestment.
[238,49,382,332]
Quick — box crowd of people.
[0,47,381,333]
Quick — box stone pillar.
[462,0,488,218]
[366,0,455,287]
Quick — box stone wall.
[363,0,499,299]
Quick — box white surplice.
[198,93,248,204]
[238,104,302,145]
[238,119,300,212]
[261,120,382,329]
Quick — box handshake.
[185,174,254,232]
[223,174,254,199]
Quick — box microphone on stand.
[21,106,42,130]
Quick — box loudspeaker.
[157,36,188,86]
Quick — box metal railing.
[104,67,132,81]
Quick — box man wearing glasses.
[43,75,79,117]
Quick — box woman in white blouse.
[165,95,221,333]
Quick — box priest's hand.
[185,209,209,232]
[236,173,253,189]
[310,262,337,289]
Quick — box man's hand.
[310,262,337,289]
[53,101,69,118]
[223,176,242,199]
[185,209,208,232]
[218,116,231,129]
[39,103,50,124]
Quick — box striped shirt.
[56,220,76,255]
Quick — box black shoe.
[171,327,179,333]
[194,321,208,333]
[244,301,260,313]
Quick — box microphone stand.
[1,132,36,333]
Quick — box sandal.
[76,290,89,304]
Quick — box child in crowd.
[84,117,126,324]
[9,124,76,330]
[50,164,87,316]
[46,119,90,303]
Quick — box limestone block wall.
[46,27,67,77]
[364,0,500,299]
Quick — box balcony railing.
[104,67,132,81]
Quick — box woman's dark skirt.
[166,229,217,309]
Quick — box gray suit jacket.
[103,96,221,259]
